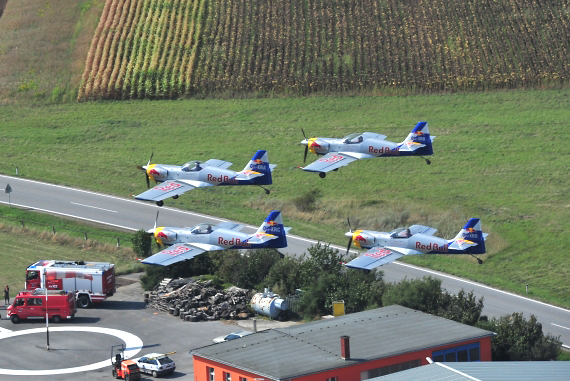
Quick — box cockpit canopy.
[343,133,364,144]
[390,228,412,239]
[181,161,203,172]
[191,223,213,234]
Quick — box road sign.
[5,184,11,193]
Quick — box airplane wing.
[135,180,202,202]
[344,246,405,270]
[141,243,208,266]
[303,153,358,173]
[215,222,246,232]
[408,225,437,236]
[202,159,233,169]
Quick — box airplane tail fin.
[400,121,435,155]
[250,210,288,248]
[240,150,275,185]
[449,218,487,254]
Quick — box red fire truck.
[7,289,76,324]
[25,260,116,308]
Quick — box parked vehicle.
[133,352,176,377]
[7,289,76,324]
[111,344,141,381]
[25,260,116,308]
[213,330,254,343]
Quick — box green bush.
[477,313,562,361]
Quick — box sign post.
[43,268,50,350]
[5,184,11,208]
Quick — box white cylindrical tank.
[251,291,289,319]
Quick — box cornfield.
[78,0,570,100]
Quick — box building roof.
[373,361,570,381]
[191,305,493,380]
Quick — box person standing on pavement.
[4,285,9,306]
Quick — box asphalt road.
[1,175,569,350]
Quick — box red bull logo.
[466,228,476,233]
[416,242,449,252]
[268,220,277,226]
[207,174,238,184]
[253,159,263,164]
[415,131,424,136]
[149,169,160,176]
[218,237,252,247]
[354,235,366,242]
[369,146,400,155]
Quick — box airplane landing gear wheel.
[265,189,270,195]
[363,269,371,274]
[156,201,164,207]
[477,258,483,264]
[172,195,179,199]
[319,172,326,179]
[426,160,431,165]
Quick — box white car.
[133,353,176,378]
[213,330,254,343]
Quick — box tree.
[477,313,562,361]
[382,277,484,326]
[131,229,152,258]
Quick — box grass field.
[0,208,143,295]
[1,89,569,307]
[0,0,104,104]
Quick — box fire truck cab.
[7,289,76,324]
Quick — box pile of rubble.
[144,278,252,322]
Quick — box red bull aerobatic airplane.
[344,218,488,271]
[141,210,290,266]
[135,150,276,206]
[300,121,435,178]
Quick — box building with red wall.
[191,305,493,381]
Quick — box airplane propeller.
[301,128,309,163]
[346,217,354,255]
[137,152,154,188]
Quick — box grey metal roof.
[191,305,493,380]
[373,362,570,381]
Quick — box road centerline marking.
[552,323,570,331]
[70,202,118,213]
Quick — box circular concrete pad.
[0,327,142,376]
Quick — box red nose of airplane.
[156,231,168,238]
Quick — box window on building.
[432,343,481,363]
[239,378,247,381]
[207,367,215,381]
[223,372,231,381]
[360,359,421,380]
[326,377,338,381]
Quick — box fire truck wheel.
[125,374,130,381]
[152,371,158,378]
[10,315,20,324]
[112,368,117,378]
[77,295,92,308]
[52,315,62,323]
